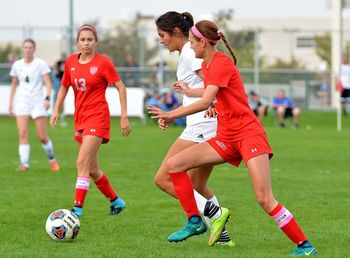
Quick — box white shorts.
[179,121,217,143]
[14,98,48,119]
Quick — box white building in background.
[1,16,350,69]
[227,17,350,70]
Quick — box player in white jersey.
[154,12,233,246]
[9,38,60,171]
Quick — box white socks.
[19,144,30,167]
[41,139,55,161]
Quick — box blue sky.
[0,0,332,27]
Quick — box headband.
[78,25,97,33]
[191,25,219,43]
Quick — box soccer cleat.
[18,165,29,171]
[167,217,207,242]
[208,207,231,246]
[109,197,126,215]
[71,206,83,217]
[50,160,60,172]
[215,239,235,247]
[290,241,318,256]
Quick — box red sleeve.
[103,57,120,85]
[206,55,234,89]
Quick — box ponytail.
[217,31,237,65]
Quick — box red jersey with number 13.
[61,53,120,130]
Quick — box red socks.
[269,203,307,245]
[169,172,200,218]
[74,176,90,207]
[94,173,118,201]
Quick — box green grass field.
[0,112,349,258]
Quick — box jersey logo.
[71,67,75,71]
[25,76,30,83]
[90,66,98,75]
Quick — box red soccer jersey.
[202,52,265,141]
[61,53,120,130]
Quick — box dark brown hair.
[76,24,98,41]
[194,20,237,65]
[156,11,194,37]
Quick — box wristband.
[45,96,51,101]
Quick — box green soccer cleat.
[215,239,235,247]
[167,217,207,242]
[290,241,318,256]
[208,207,231,246]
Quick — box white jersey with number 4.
[10,57,51,101]
[177,41,217,126]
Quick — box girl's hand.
[147,105,172,122]
[205,106,217,118]
[120,116,132,136]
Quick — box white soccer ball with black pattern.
[45,209,80,241]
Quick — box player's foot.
[168,216,207,242]
[208,207,231,246]
[215,228,235,247]
[71,206,83,217]
[109,196,126,215]
[59,120,68,127]
[18,165,29,171]
[290,241,318,256]
[215,239,235,247]
[49,160,60,172]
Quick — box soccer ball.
[45,209,80,241]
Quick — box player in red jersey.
[148,20,317,256]
[50,24,132,217]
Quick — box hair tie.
[217,30,222,36]
[191,25,219,43]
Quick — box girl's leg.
[154,138,195,197]
[16,116,31,169]
[247,154,316,254]
[34,116,59,171]
[72,135,102,217]
[90,155,125,215]
[166,142,228,243]
[189,167,233,246]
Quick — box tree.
[314,34,331,67]
[213,9,263,68]
[0,43,21,63]
[267,55,305,69]
[97,18,157,67]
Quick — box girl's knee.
[154,173,169,190]
[255,193,276,212]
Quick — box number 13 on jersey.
[74,78,87,91]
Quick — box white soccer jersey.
[177,42,217,126]
[338,64,350,89]
[10,58,51,100]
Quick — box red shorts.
[208,133,273,166]
[74,128,110,144]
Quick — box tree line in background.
[0,10,346,70]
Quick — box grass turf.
[0,111,349,257]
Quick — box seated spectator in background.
[158,88,180,111]
[272,89,300,128]
[248,90,268,122]
[158,88,185,126]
